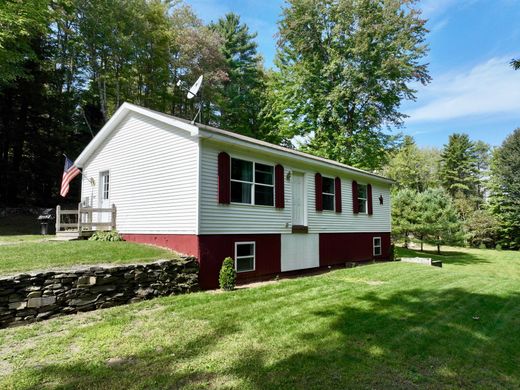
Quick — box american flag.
[60,156,81,197]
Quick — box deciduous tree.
[269,0,430,170]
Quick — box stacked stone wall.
[0,257,198,328]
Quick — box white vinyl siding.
[199,140,391,235]
[199,142,292,234]
[80,112,198,234]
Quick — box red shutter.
[367,183,373,215]
[315,173,323,211]
[352,180,359,214]
[218,152,230,204]
[275,164,285,208]
[335,177,342,213]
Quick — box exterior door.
[291,172,305,226]
[98,171,110,223]
[281,234,319,272]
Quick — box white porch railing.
[56,203,117,233]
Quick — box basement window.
[235,242,255,273]
[373,237,382,256]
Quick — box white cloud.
[406,56,520,123]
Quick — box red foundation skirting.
[123,232,391,289]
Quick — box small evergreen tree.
[391,188,419,248]
[419,188,463,254]
[219,257,236,291]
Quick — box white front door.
[98,171,110,223]
[291,172,305,226]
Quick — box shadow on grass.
[16,288,520,389]
[397,246,489,266]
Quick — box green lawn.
[1,246,520,389]
[0,241,174,276]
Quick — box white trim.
[98,170,110,204]
[234,241,256,273]
[373,236,382,256]
[75,102,199,167]
[75,102,392,185]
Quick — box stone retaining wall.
[0,257,199,328]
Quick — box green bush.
[88,230,124,242]
[495,244,502,251]
[479,243,487,250]
[219,257,236,291]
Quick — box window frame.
[357,183,368,214]
[99,171,110,201]
[230,157,275,207]
[321,176,335,211]
[373,237,382,256]
[234,241,256,273]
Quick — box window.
[373,237,382,256]
[235,242,255,272]
[358,184,367,214]
[101,172,110,200]
[231,158,274,206]
[322,177,335,211]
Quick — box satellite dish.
[187,75,203,99]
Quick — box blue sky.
[185,0,520,148]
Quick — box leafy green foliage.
[269,0,430,170]
[219,256,236,291]
[464,209,499,248]
[384,136,440,192]
[489,128,520,249]
[88,230,124,242]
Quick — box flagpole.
[63,153,95,186]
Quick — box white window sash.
[235,242,256,272]
[230,159,274,206]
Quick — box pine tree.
[210,13,265,137]
[439,133,479,197]
[391,188,419,248]
[489,128,520,249]
[419,188,463,254]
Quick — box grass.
[1,245,519,389]
[0,241,175,276]
[0,215,54,243]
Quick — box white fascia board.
[197,129,393,185]
[74,102,198,167]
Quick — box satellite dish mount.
[176,75,204,124]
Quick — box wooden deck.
[56,204,116,240]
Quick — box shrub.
[479,243,487,250]
[390,244,395,261]
[89,230,124,242]
[219,257,236,291]
[495,244,502,251]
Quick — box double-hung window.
[231,158,274,206]
[322,177,335,211]
[235,242,255,272]
[358,184,368,214]
[373,237,382,256]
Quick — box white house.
[75,102,393,288]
